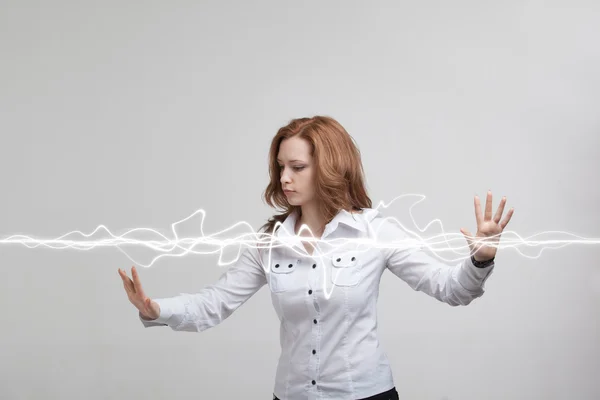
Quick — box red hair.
[259,115,372,236]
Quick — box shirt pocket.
[268,259,298,293]
[330,252,362,287]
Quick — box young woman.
[118,116,514,400]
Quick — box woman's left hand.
[460,190,514,262]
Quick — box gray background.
[1,1,599,399]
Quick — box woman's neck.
[296,204,326,237]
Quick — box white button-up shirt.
[140,208,494,399]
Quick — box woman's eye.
[293,166,304,171]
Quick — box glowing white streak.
[0,194,597,299]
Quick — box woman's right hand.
[118,266,160,320]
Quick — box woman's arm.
[140,245,267,331]
[381,219,494,306]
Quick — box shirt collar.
[275,207,381,240]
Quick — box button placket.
[308,262,320,392]
[307,258,314,296]
[308,257,321,390]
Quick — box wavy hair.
[259,115,372,236]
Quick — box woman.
[118,116,514,400]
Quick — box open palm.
[118,266,160,320]
[460,190,514,262]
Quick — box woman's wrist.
[471,254,495,268]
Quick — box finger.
[119,269,136,294]
[122,281,133,297]
[141,297,151,315]
[131,267,146,298]
[144,298,153,313]
[123,277,135,295]
[484,190,493,221]
[474,195,482,226]
[131,266,145,296]
[118,269,129,287]
[499,207,515,230]
[494,196,506,224]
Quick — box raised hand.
[118,266,160,320]
[460,190,514,262]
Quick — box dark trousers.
[273,386,399,400]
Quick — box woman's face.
[277,136,315,207]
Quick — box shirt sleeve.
[139,245,267,331]
[380,218,495,306]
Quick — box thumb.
[460,228,475,253]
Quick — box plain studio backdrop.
[0,1,599,399]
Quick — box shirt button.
[312,349,316,354]
[313,319,317,324]
[312,263,316,269]
[308,290,312,295]
[311,380,316,385]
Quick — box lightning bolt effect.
[1,194,597,298]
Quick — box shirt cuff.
[138,297,186,328]
[456,256,494,292]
